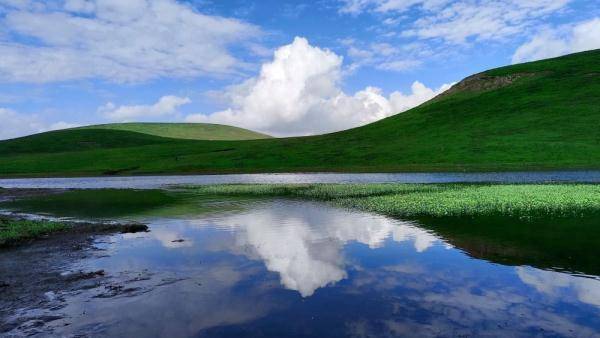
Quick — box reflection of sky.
[47,199,600,337]
[198,201,443,296]
[517,266,600,307]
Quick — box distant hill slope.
[0,49,599,177]
[80,123,271,141]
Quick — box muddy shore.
[0,219,149,336]
[0,188,149,335]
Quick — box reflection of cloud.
[206,201,442,297]
[390,226,438,252]
[150,228,193,249]
[517,267,600,307]
[346,265,600,337]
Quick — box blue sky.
[0,0,598,138]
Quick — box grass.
[80,122,272,141]
[0,217,68,246]
[0,188,252,220]
[1,189,184,218]
[0,50,599,176]
[189,183,600,218]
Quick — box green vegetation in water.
[0,217,68,246]
[1,189,183,219]
[2,185,599,275]
[189,183,600,218]
[0,50,599,176]
[0,189,254,220]
[190,183,600,275]
[79,122,272,141]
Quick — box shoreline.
[2,167,600,180]
[0,213,148,249]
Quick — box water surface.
[2,170,600,189]
[2,196,599,337]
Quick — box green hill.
[79,122,272,141]
[0,50,599,177]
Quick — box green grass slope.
[0,50,599,177]
[80,122,272,140]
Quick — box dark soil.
[0,223,148,336]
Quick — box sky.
[0,0,599,139]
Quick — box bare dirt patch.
[435,72,539,99]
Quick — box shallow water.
[2,170,600,189]
[2,197,599,337]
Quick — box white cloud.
[0,0,46,10]
[378,59,422,72]
[339,0,443,14]
[512,18,600,63]
[99,95,191,122]
[187,37,451,136]
[63,0,95,13]
[48,121,80,131]
[343,40,424,73]
[339,0,571,44]
[0,108,77,140]
[338,0,378,14]
[0,0,261,83]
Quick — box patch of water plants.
[190,183,600,218]
[191,183,600,275]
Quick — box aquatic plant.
[190,183,600,218]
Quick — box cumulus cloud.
[99,95,191,122]
[0,0,261,83]
[187,37,451,136]
[512,18,600,63]
[0,108,78,140]
[339,0,571,44]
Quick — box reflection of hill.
[417,215,600,276]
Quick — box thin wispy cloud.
[100,95,191,122]
[339,0,572,44]
[512,18,600,63]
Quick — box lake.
[2,170,600,189]
[1,191,599,337]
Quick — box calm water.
[2,171,600,189]
[2,196,599,337]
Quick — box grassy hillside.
[0,50,598,177]
[80,122,272,140]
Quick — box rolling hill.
[0,49,598,177]
[79,122,272,141]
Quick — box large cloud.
[99,95,191,122]
[187,37,451,136]
[512,18,600,63]
[0,0,261,83]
